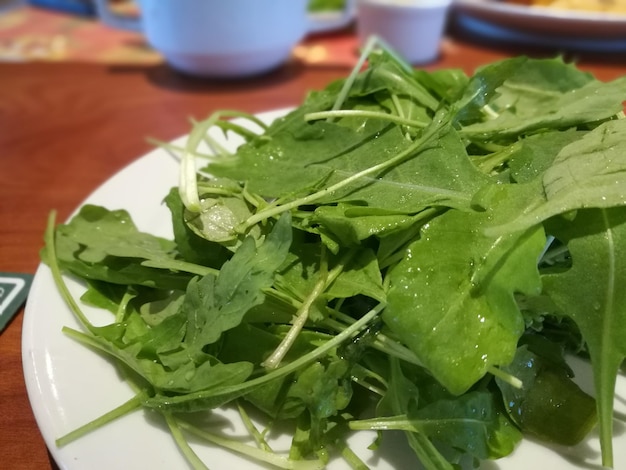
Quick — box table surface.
[2,7,626,469]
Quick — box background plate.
[453,0,626,39]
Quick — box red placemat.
[0,4,359,67]
[0,5,160,63]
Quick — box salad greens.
[42,44,626,470]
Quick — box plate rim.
[453,0,626,38]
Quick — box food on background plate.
[505,0,626,13]
[309,0,347,11]
[41,42,626,470]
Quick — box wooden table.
[2,28,626,469]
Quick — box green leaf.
[353,50,440,111]
[413,391,521,461]
[43,205,193,290]
[489,119,626,235]
[543,207,626,467]
[377,358,418,416]
[164,187,232,267]
[276,239,385,305]
[289,359,352,420]
[497,344,597,446]
[325,248,386,304]
[507,129,586,183]
[56,205,177,263]
[79,280,131,314]
[385,184,545,394]
[353,391,521,465]
[139,352,254,394]
[459,57,625,140]
[310,203,422,245]
[182,212,293,350]
[208,76,486,217]
[375,358,457,470]
[185,179,260,245]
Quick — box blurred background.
[2,2,626,470]
[1,0,625,68]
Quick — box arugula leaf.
[543,207,626,467]
[376,358,455,470]
[413,391,521,461]
[182,211,292,352]
[164,187,232,267]
[458,57,626,141]
[310,203,424,245]
[489,119,626,235]
[289,359,352,422]
[354,50,440,112]
[42,205,194,290]
[385,184,545,394]
[56,205,176,263]
[507,129,586,183]
[208,66,487,223]
[354,390,520,466]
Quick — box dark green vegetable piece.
[497,344,597,446]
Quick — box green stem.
[263,247,356,369]
[114,288,135,323]
[181,110,268,213]
[474,141,522,174]
[238,114,448,233]
[349,418,453,470]
[327,35,380,118]
[350,364,387,396]
[147,138,213,160]
[164,413,211,470]
[481,104,500,120]
[144,302,386,410]
[262,251,329,369]
[489,366,523,389]
[338,443,370,470]
[597,209,618,469]
[56,394,143,447]
[323,316,421,367]
[390,92,415,142]
[305,109,427,129]
[44,211,95,333]
[195,183,241,197]
[237,401,273,452]
[180,115,217,212]
[140,258,218,277]
[178,420,325,470]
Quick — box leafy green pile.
[43,49,626,470]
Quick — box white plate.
[452,0,626,51]
[453,0,626,37]
[22,109,626,470]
